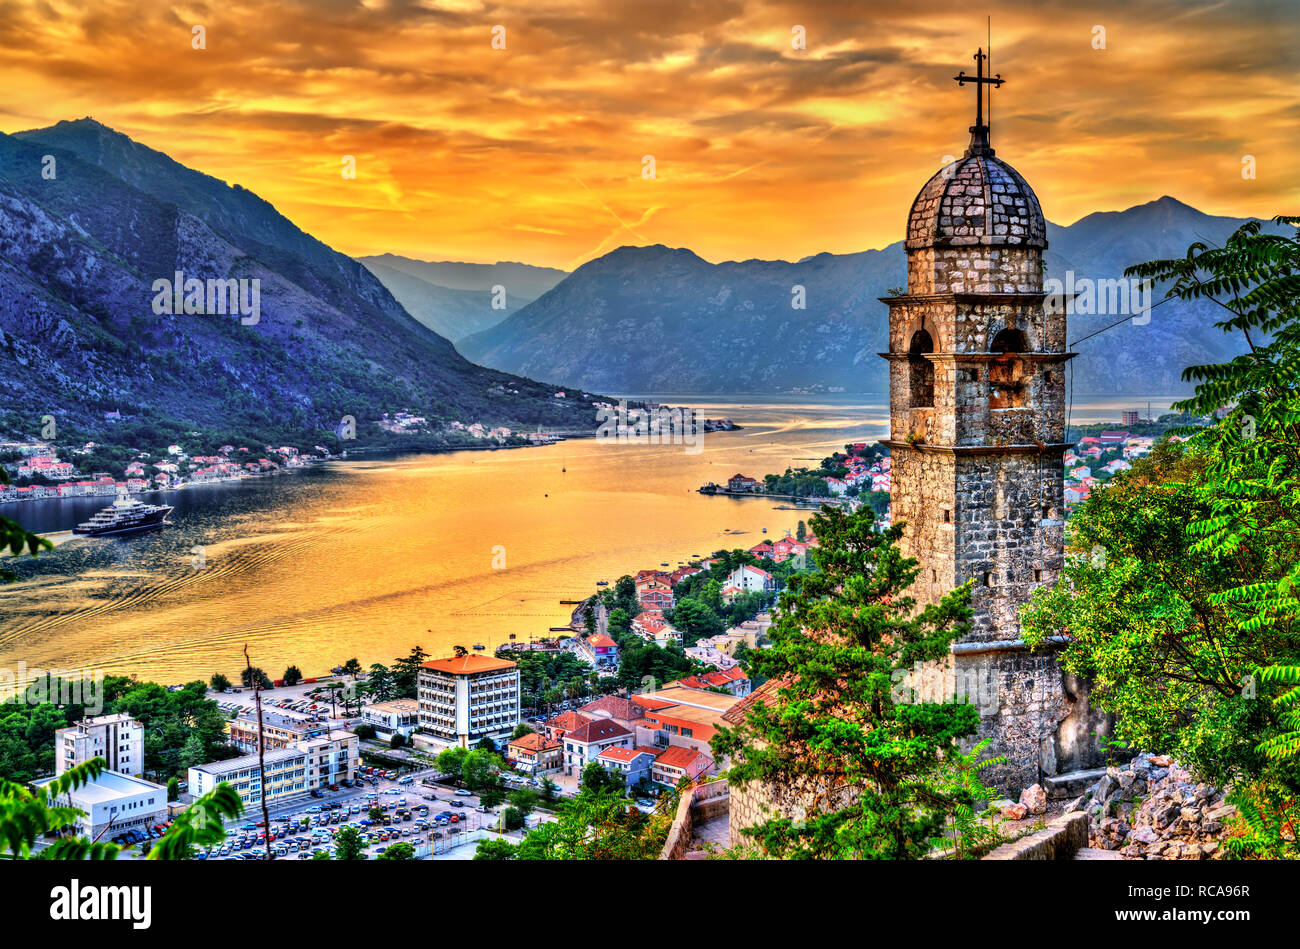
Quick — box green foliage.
[1220,783,1300,859]
[0,759,117,859]
[241,666,271,690]
[377,841,415,860]
[209,673,231,692]
[927,739,1006,860]
[473,838,519,860]
[366,663,395,701]
[502,806,525,831]
[513,781,676,860]
[146,783,243,860]
[1022,446,1287,785]
[282,665,303,686]
[390,646,429,699]
[711,508,980,859]
[334,824,364,860]
[1023,217,1300,857]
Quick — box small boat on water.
[472,643,486,651]
[762,527,768,533]
[596,580,609,586]
[73,497,172,537]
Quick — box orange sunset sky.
[1,0,1295,270]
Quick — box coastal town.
[16,513,816,860]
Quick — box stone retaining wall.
[983,810,1089,860]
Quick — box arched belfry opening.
[989,328,1028,409]
[908,329,935,408]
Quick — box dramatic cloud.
[2,0,1294,267]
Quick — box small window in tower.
[1034,569,1043,582]
[908,330,934,409]
[983,571,992,587]
[942,508,951,523]
[931,569,937,583]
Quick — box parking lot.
[181,766,496,860]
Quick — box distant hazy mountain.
[358,254,565,343]
[357,256,564,343]
[0,118,596,444]
[459,197,1272,397]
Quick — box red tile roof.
[509,732,560,753]
[654,745,712,769]
[421,655,517,674]
[566,719,631,744]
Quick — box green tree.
[539,776,557,804]
[580,761,624,794]
[240,666,271,690]
[282,665,303,686]
[435,746,469,778]
[366,663,394,701]
[377,841,415,860]
[712,508,982,859]
[391,646,428,698]
[512,723,535,740]
[473,838,518,860]
[167,776,180,802]
[209,673,231,692]
[462,749,504,791]
[334,824,364,860]
[508,788,538,817]
[514,783,675,860]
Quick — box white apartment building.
[360,698,419,739]
[187,731,357,809]
[417,655,520,749]
[56,713,145,778]
[33,769,168,841]
[725,564,776,594]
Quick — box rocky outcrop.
[1066,753,1236,860]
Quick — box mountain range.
[357,254,565,342]
[457,197,1271,397]
[0,118,596,449]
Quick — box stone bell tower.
[881,49,1107,791]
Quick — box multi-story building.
[226,710,330,753]
[188,749,310,809]
[55,714,145,778]
[597,746,657,787]
[508,732,563,774]
[562,719,632,773]
[33,769,168,841]
[187,731,357,809]
[651,746,715,787]
[360,698,419,739]
[417,655,520,749]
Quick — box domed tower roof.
[906,153,1046,251]
[905,46,1047,251]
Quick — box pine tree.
[712,507,982,859]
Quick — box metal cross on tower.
[954,47,1003,156]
